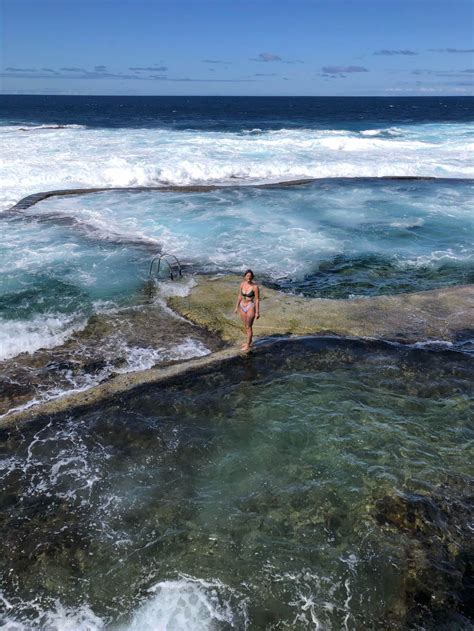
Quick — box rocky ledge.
[169,275,474,344]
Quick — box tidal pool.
[0,338,472,629]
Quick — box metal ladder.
[149,253,183,281]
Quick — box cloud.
[429,48,474,53]
[149,75,257,82]
[254,73,278,77]
[5,67,36,72]
[129,66,168,72]
[1,65,258,84]
[373,49,417,56]
[412,68,474,79]
[321,65,368,77]
[2,66,140,80]
[251,52,303,64]
[201,59,231,64]
[252,52,282,62]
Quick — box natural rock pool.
[1,337,472,629]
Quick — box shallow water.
[0,338,472,629]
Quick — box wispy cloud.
[60,67,87,72]
[428,48,474,53]
[2,66,141,80]
[149,75,257,83]
[201,59,232,64]
[410,68,474,80]
[129,66,168,72]
[254,73,278,77]
[5,67,37,72]
[374,49,417,56]
[2,64,258,83]
[251,52,303,64]
[320,65,369,78]
[253,52,282,62]
[59,67,87,72]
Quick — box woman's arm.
[255,285,260,318]
[234,283,243,313]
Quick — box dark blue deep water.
[1,94,473,130]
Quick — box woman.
[234,269,260,351]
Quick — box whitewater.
[1,121,474,211]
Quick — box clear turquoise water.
[0,339,472,629]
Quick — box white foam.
[114,337,210,373]
[2,123,473,212]
[0,314,87,361]
[168,338,210,360]
[123,578,240,631]
[0,601,105,631]
[360,127,402,137]
[401,248,473,267]
[389,218,425,229]
[155,277,197,298]
[18,124,87,131]
[0,577,244,631]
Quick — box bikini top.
[241,287,255,299]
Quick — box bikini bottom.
[240,301,255,314]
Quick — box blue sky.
[1,0,473,96]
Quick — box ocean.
[0,95,473,629]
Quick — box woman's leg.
[241,306,255,350]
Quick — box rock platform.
[169,275,474,344]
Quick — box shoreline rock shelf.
[169,275,474,344]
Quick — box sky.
[1,0,473,96]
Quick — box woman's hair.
[244,269,254,279]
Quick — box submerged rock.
[374,480,474,628]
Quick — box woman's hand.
[256,312,260,319]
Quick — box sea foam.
[0,577,243,631]
[0,313,87,361]
[2,123,473,212]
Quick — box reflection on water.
[0,338,472,629]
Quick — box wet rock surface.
[0,298,224,417]
[169,275,474,345]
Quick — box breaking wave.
[2,123,473,211]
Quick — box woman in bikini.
[234,269,260,351]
